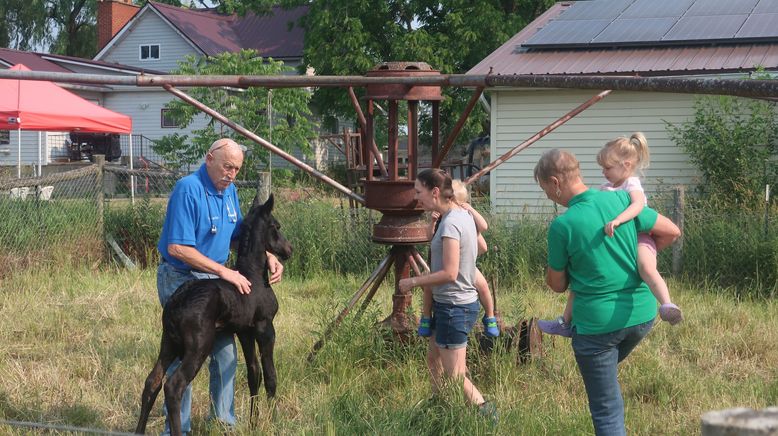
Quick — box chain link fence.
[0,165,103,277]
[101,165,387,276]
[1,163,775,295]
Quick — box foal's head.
[239,194,293,261]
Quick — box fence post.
[94,154,105,240]
[702,407,778,435]
[672,185,685,275]
[257,171,271,203]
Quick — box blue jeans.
[157,262,237,435]
[431,300,480,349]
[571,319,654,436]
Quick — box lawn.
[1,265,776,435]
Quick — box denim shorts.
[432,300,480,349]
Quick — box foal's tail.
[135,336,177,434]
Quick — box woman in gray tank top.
[399,168,494,417]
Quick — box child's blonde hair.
[451,179,469,204]
[597,132,650,173]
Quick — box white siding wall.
[490,89,701,216]
[0,130,56,169]
[98,10,201,72]
[103,88,209,161]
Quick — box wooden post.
[672,185,685,276]
[256,171,271,204]
[94,154,105,239]
[702,407,778,435]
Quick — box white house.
[468,0,778,216]
[93,0,311,169]
[0,48,172,171]
[0,0,313,172]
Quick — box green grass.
[1,266,777,435]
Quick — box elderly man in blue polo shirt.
[156,138,284,434]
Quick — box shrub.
[104,196,165,268]
[666,94,778,207]
[679,200,777,298]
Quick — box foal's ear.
[261,193,275,213]
[251,192,262,209]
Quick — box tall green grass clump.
[680,201,777,298]
[477,212,549,290]
[104,196,166,268]
[272,199,387,278]
[0,197,103,276]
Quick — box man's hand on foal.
[222,268,252,294]
[267,252,284,285]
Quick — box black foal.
[135,194,292,435]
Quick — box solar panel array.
[524,0,778,48]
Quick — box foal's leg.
[237,331,260,426]
[135,337,177,434]
[256,321,277,398]
[164,343,211,436]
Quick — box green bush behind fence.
[0,165,775,297]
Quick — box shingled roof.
[150,2,307,59]
[469,0,778,76]
[0,48,72,73]
[0,47,165,75]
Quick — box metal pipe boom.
[0,70,777,99]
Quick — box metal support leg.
[308,253,394,361]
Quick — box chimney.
[97,0,140,51]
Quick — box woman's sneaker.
[478,401,499,426]
[483,316,500,337]
[659,303,683,325]
[537,316,572,338]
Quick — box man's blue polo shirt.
[157,164,243,271]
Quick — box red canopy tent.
[0,64,132,176]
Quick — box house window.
[0,130,9,145]
[140,44,160,60]
[161,109,178,128]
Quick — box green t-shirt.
[547,189,659,335]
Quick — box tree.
[47,0,97,57]
[154,50,318,179]
[0,0,98,58]
[291,0,554,153]
[0,0,49,51]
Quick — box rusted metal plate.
[517,318,544,364]
[363,179,422,212]
[364,61,443,101]
[372,214,429,244]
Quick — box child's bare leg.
[422,286,433,318]
[562,291,574,325]
[418,286,434,337]
[475,269,499,336]
[638,244,671,304]
[474,269,494,318]
[638,243,683,325]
